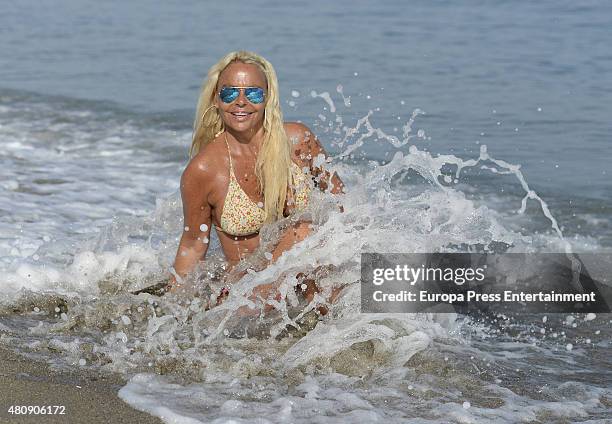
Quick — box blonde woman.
[169,51,343,308]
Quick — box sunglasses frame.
[218,86,266,104]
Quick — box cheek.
[215,98,225,112]
[217,104,232,119]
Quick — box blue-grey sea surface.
[1,1,611,423]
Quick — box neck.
[227,124,265,147]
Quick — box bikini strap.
[223,133,235,179]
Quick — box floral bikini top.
[215,135,311,237]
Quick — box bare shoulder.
[284,122,316,145]
[181,137,227,197]
[284,122,344,194]
[284,122,325,166]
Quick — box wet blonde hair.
[190,51,292,223]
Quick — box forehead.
[218,62,267,88]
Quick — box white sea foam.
[1,91,610,423]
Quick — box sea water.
[1,87,610,423]
[1,1,612,423]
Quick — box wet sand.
[0,346,162,424]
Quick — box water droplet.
[200,224,208,232]
[202,237,209,244]
[116,332,128,343]
[264,252,273,260]
[33,307,40,313]
[462,401,471,409]
[121,315,131,325]
[291,90,300,98]
[566,343,573,351]
[586,313,596,321]
[54,307,60,313]
[79,358,86,366]
[537,107,542,112]
[257,202,264,208]
[288,100,296,107]
[184,226,190,232]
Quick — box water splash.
[1,87,609,423]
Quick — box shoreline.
[0,346,162,424]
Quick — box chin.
[227,119,264,134]
[226,123,254,133]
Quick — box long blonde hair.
[190,51,292,223]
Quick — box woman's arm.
[268,123,345,261]
[169,158,213,288]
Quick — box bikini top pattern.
[216,136,311,237]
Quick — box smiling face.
[215,61,267,136]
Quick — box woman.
[168,51,343,310]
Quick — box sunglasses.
[218,86,266,104]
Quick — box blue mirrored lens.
[219,87,265,104]
[219,87,239,103]
[245,88,265,104]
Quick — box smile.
[229,111,254,122]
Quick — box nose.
[235,89,247,106]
